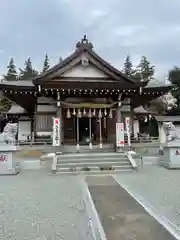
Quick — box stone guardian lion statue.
[0,122,18,145]
[163,122,180,142]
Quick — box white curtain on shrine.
[36,115,53,132]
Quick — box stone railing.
[126,151,138,170]
[81,179,107,240]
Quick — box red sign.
[0,154,7,162]
[55,119,59,125]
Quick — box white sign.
[52,117,60,147]
[0,152,13,174]
[116,123,124,147]
[125,117,131,146]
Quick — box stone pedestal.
[0,145,21,175]
[160,141,180,169]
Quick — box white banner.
[52,117,60,147]
[116,123,124,147]
[125,117,131,146]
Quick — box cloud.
[0,0,179,79]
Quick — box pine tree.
[131,56,155,82]
[138,56,155,81]
[42,54,50,72]
[4,58,17,81]
[19,57,39,80]
[123,55,133,76]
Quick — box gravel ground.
[0,171,94,240]
[114,166,180,231]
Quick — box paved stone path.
[87,175,176,240]
[114,166,180,237]
[0,171,94,240]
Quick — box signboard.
[116,123,124,147]
[0,152,13,174]
[0,153,8,162]
[52,117,60,147]
[125,117,131,146]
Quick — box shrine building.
[0,36,173,148]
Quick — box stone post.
[158,122,167,144]
[133,119,140,139]
[116,107,122,123]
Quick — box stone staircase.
[55,152,134,175]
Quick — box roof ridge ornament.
[76,35,93,50]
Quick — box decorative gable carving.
[49,52,111,79]
[61,62,109,78]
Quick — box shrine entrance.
[75,117,96,145]
[79,118,89,142]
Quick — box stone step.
[57,157,128,164]
[56,165,133,174]
[55,169,133,175]
[54,151,134,175]
[58,152,126,160]
[60,152,125,156]
[57,160,130,168]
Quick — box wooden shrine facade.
[0,36,173,145]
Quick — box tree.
[139,56,155,81]
[3,58,17,81]
[168,66,180,110]
[19,57,39,80]
[123,55,133,76]
[42,54,50,72]
[132,56,155,82]
[147,93,177,114]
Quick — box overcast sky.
[0,0,180,80]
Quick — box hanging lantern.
[98,109,102,118]
[83,108,86,116]
[93,109,96,116]
[108,108,112,118]
[77,109,82,118]
[72,108,76,115]
[88,109,92,118]
[66,108,71,118]
[104,108,107,116]
[144,116,148,122]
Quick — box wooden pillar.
[33,102,37,142]
[76,116,80,151]
[89,109,92,149]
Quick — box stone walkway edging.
[81,177,107,240]
[113,175,180,240]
